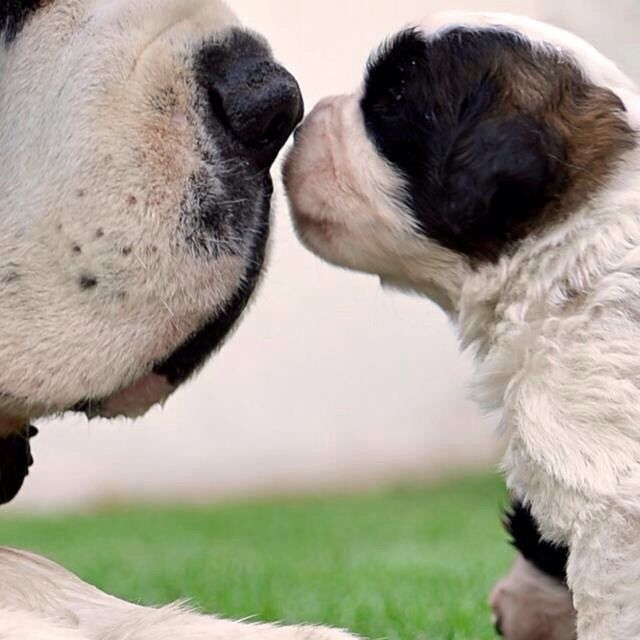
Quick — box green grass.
[0,475,512,640]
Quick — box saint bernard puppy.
[0,2,358,640]
[285,12,640,640]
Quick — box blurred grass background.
[0,475,511,640]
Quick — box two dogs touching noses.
[2,2,639,639]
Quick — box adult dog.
[0,2,358,640]
[285,12,640,639]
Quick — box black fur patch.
[504,501,569,583]
[361,28,569,262]
[1,0,48,44]
[153,176,272,386]
[0,425,37,505]
[150,31,298,384]
[183,29,287,257]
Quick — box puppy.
[0,2,359,639]
[490,501,575,639]
[285,12,640,639]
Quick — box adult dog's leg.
[0,549,360,640]
[0,609,89,640]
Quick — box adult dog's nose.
[211,59,303,167]
[199,34,304,169]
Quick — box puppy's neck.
[454,147,640,406]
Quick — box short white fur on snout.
[285,12,640,640]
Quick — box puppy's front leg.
[568,509,640,640]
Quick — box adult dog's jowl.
[0,2,358,640]
[285,12,640,639]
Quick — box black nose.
[206,57,303,169]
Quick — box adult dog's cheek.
[98,374,175,419]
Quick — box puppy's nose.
[208,58,304,169]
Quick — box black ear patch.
[361,27,634,262]
[439,116,565,257]
[1,1,48,44]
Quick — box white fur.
[0,548,359,640]
[285,13,640,639]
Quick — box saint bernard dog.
[0,2,358,640]
[285,12,640,640]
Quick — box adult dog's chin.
[74,173,275,421]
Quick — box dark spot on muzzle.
[80,275,98,290]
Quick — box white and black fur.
[0,3,365,640]
[285,12,640,639]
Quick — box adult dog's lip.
[74,373,175,420]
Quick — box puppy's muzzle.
[204,54,304,169]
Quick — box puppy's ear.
[441,116,566,257]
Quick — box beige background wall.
[10,0,639,510]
